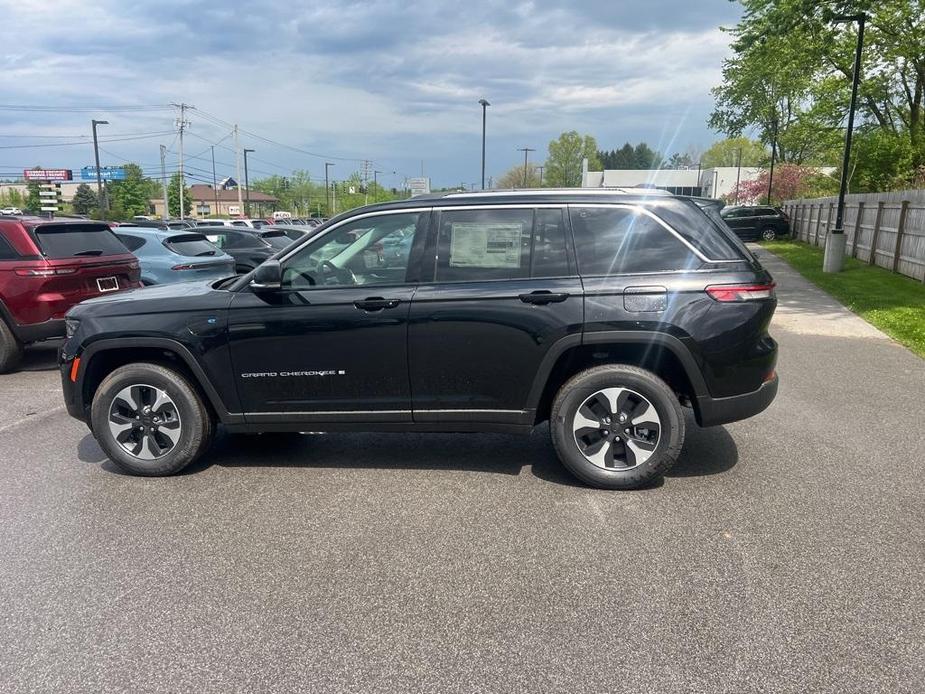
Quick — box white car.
[1,207,23,215]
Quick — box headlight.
[65,318,80,338]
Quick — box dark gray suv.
[720,206,790,241]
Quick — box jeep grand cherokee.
[59,189,778,489]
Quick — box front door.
[408,206,583,425]
[227,210,428,422]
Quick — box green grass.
[760,240,925,358]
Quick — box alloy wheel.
[762,228,777,241]
[108,384,182,460]
[572,387,661,469]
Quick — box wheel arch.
[78,338,237,424]
[528,331,709,425]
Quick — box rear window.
[260,231,292,250]
[164,234,221,257]
[32,223,128,259]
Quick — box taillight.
[706,283,776,302]
[171,264,194,271]
[14,267,78,276]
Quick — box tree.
[597,142,661,169]
[496,164,543,189]
[701,137,768,168]
[107,163,156,217]
[711,0,925,189]
[726,165,831,205]
[543,131,600,187]
[666,152,695,169]
[71,184,98,215]
[167,173,192,218]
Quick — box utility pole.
[825,12,867,273]
[517,147,535,187]
[479,98,490,189]
[173,103,191,219]
[331,180,337,215]
[373,170,383,201]
[537,165,545,186]
[734,147,742,205]
[234,125,243,218]
[159,144,168,220]
[91,119,108,212]
[324,162,334,215]
[243,148,254,217]
[211,146,218,216]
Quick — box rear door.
[408,205,582,425]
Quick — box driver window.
[281,212,423,289]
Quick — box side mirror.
[249,259,281,291]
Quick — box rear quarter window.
[115,234,146,252]
[649,200,747,261]
[32,223,128,258]
[164,234,221,257]
[0,234,18,260]
[569,206,702,275]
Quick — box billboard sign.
[23,169,72,181]
[80,166,127,181]
[408,177,431,197]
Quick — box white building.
[581,166,764,199]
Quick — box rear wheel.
[550,365,684,489]
[90,362,213,476]
[0,319,23,373]
[761,226,777,241]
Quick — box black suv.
[719,205,790,241]
[60,190,778,489]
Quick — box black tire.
[0,319,24,373]
[761,226,777,241]
[550,365,684,490]
[90,362,213,476]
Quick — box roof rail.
[442,187,673,198]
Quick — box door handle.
[519,291,569,305]
[354,297,401,311]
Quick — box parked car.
[60,189,778,488]
[195,228,277,273]
[113,228,234,286]
[0,218,141,372]
[262,224,325,243]
[196,219,236,227]
[1,207,23,216]
[720,206,790,241]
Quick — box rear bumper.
[695,374,778,427]
[13,318,65,344]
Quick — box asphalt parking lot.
[1,250,923,694]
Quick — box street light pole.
[324,162,334,215]
[479,99,490,189]
[91,119,108,212]
[825,12,867,273]
[243,148,254,217]
[766,117,778,206]
[734,147,742,205]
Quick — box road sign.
[23,169,72,181]
[80,166,127,181]
[40,206,59,212]
[408,177,431,197]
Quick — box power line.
[0,104,173,113]
[0,131,175,149]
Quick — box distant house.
[149,184,278,219]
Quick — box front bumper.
[59,353,86,422]
[695,374,778,427]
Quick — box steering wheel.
[321,260,356,286]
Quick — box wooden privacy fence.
[782,190,925,282]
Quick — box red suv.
[0,217,141,371]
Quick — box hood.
[67,277,235,319]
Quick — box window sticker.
[449,222,523,268]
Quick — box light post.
[766,116,778,205]
[734,147,742,205]
[91,119,108,212]
[825,12,867,273]
[517,147,535,187]
[324,162,334,215]
[479,98,490,189]
[243,148,254,217]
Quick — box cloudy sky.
[0,0,742,188]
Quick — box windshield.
[32,223,128,258]
[164,233,221,257]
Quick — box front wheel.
[761,227,777,241]
[90,362,214,476]
[550,365,684,489]
[0,319,23,373]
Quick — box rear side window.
[0,234,18,260]
[570,207,702,276]
[436,209,532,282]
[164,234,220,257]
[115,234,146,252]
[650,200,744,261]
[32,224,128,259]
